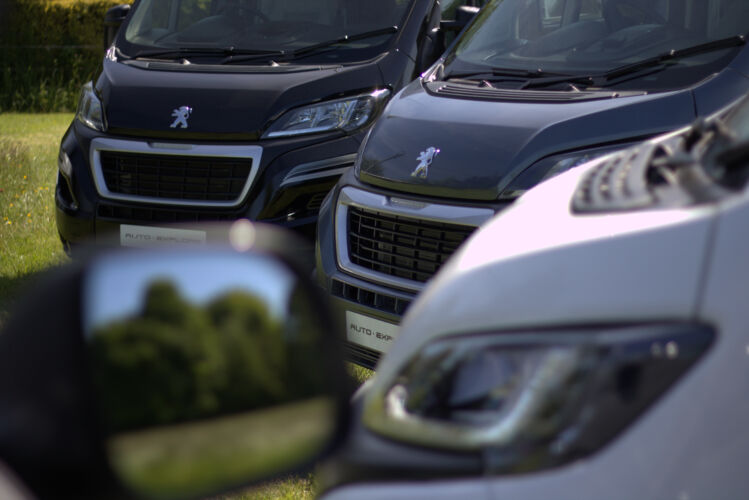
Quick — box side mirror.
[416,27,446,75]
[0,225,349,500]
[440,5,481,33]
[103,4,131,50]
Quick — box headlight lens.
[76,82,106,132]
[363,324,713,471]
[263,89,390,139]
[500,144,634,199]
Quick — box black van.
[55,0,481,250]
[316,0,749,367]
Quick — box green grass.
[111,399,334,500]
[219,476,317,500]
[0,113,71,323]
[348,363,375,384]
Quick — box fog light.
[58,149,73,179]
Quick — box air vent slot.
[572,140,697,214]
[573,146,654,213]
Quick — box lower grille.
[331,279,411,316]
[99,151,252,202]
[307,191,328,212]
[344,342,381,369]
[347,207,475,283]
[97,203,236,224]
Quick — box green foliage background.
[90,279,329,433]
[0,0,123,112]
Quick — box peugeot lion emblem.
[170,106,193,129]
[411,147,441,179]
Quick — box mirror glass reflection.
[84,250,335,499]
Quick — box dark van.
[316,0,749,367]
[56,0,482,250]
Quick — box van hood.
[357,79,696,201]
[97,57,384,140]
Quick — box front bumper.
[316,169,508,367]
[55,121,363,249]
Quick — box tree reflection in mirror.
[83,250,335,499]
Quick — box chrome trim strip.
[335,186,494,293]
[90,138,263,208]
[280,154,357,188]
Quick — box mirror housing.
[0,224,350,500]
[440,5,480,33]
[103,4,131,50]
[416,27,446,75]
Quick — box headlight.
[263,89,390,139]
[363,324,712,472]
[499,144,634,199]
[76,82,106,132]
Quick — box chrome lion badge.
[170,106,192,129]
[411,147,441,179]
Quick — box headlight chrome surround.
[76,81,106,132]
[363,324,713,470]
[500,144,635,199]
[263,89,390,139]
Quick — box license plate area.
[345,311,399,354]
[120,224,207,247]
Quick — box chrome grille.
[347,207,475,283]
[99,151,252,202]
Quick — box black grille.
[331,279,412,316]
[97,203,236,223]
[100,151,252,202]
[344,342,381,369]
[347,207,475,283]
[307,191,328,212]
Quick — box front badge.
[411,147,440,179]
[170,106,193,129]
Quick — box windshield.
[121,0,413,62]
[443,0,749,91]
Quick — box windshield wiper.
[522,35,746,90]
[222,26,399,64]
[445,67,570,82]
[126,46,282,61]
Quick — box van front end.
[55,78,377,249]
[55,0,455,251]
[316,0,749,367]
